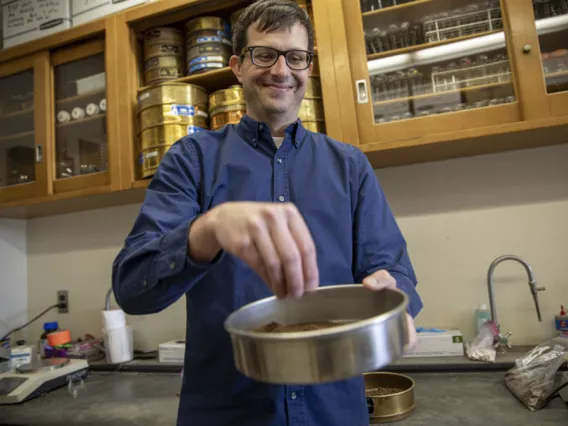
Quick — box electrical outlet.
[57,290,69,313]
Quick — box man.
[112,0,422,425]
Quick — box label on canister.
[188,62,225,74]
[170,104,197,116]
[192,36,232,45]
[189,55,226,66]
[187,125,206,135]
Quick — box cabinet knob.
[522,44,532,54]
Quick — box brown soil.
[255,321,342,333]
[366,387,403,397]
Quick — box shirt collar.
[235,114,307,148]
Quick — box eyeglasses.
[241,46,314,71]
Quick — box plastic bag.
[504,333,568,411]
[465,321,499,362]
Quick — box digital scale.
[0,358,89,405]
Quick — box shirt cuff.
[391,271,423,319]
[156,217,224,279]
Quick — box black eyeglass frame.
[240,46,314,71]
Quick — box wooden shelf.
[56,113,106,128]
[362,0,433,18]
[132,179,151,189]
[0,108,34,120]
[373,81,513,107]
[0,130,34,142]
[367,30,501,61]
[138,67,238,93]
[56,89,106,105]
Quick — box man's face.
[230,23,312,121]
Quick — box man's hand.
[189,202,319,299]
[362,270,417,352]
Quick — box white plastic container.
[76,72,106,95]
[102,326,133,364]
[71,0,147,27]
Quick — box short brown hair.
[232,0,314,56]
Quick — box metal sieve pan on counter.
[224,284,409,385]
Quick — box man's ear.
[230,55,243,83]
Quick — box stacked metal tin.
[185,17,233,76]
[209,85,246,130]
[300,75,325,133]
[143,27,185,86]
[137,83,209,178]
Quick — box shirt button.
[143,280,148,287]
[277,158,282,164]
[290,392,297,400]
[259,124,264,130]
[278,196,285,202]
[170,261,176,271]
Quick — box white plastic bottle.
[475,304,492,335]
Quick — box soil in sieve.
[254,321,344,333]
[366,387,403,397]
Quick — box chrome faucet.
[105,286,113,311]
[487,255,546,326]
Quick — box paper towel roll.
[103,326,133,364]
[102,309,126,330]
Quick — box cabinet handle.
[522,44,532,54]
[36,145,43,163]
[356,79,369,104]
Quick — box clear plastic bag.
[504,333,568,411]
[465,321,499,362]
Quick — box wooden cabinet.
[0,52,51,204]
[0,0,567,217]
[336,0,568,166]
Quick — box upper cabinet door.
[343,0,524,145]
[51,38,112,194]
[0,53,51,204]
[533,0,568,116]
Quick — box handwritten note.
[2,0,69,38]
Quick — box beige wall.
[24,144,568,351]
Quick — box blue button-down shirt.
[112,115,422,426]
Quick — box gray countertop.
[1,371,567,426]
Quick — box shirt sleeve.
[352,151,423,318]
[111,138,224,315]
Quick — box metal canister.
[210,103,246,130]
[138,103,209,133]
[188,60,228,75]
[144,43,184,58]
[299,98,324,121]
[138,83,208,111]
[209,85,244,112]
[139,144,174,179]
[144,27,184,46]
[185,17,230,38]
[302,121,326,133]
[139,123,207,151]
[144,66,184,86]
[144,56,182,71]
[305,77,322,99]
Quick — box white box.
[76,72,106,94]
[403,329,464,358]
[2,0,72,48]
[158,340,185,363]
[71,0,147,27]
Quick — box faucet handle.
[537,286,546,292]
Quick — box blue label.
[187,125,206,135]
[189,55,225,66]
[195,36,228,44]
[170,104,195,116]
[189,62,224,73]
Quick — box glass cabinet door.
[533,0,568,115]
[52,40,109,193]
[344,0,523,144]
[0,54,50,204]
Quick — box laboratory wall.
[23,143,568,351]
